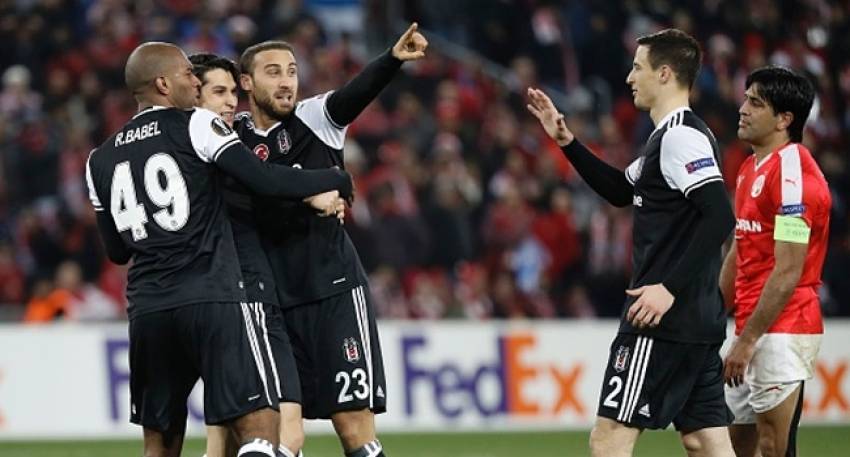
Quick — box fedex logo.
[402,332,585,419]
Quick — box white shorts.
[725,333,821,424]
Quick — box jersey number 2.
[111,154,189,241]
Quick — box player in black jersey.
[190,53,343,457]
[528,30,736,456]
[233,24,427,457]
[85,42,353,457]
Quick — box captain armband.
[773,215,811,244]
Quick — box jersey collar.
[753,142,792,171]
[652,106,691,134]
[132,105,168,119]
[251,121,283,137]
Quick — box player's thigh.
[295,286,387,420]
[755,382,803,455]
[129,310,198,433]
[143,424,186,457]
[189,302,278,428]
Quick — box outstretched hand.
[392,22,428,61]
[526,87,574,147]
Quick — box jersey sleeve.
[294,92,347,150]
[85,149,103,212]
[659,125,723,197]
[188,108,242,162]
[767,145,822,245]
[625,157,643,185]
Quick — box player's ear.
[659,65,672,85]
[154,76,170,96]
[777,111,794,132]
[240,73,253,92]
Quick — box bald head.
[125,42,200,109]
[125,42,186,94]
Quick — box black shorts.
[596,333,733,432]
[245,302,302,404]
[284,285,387,419]
[128,302,278,431]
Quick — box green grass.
[1,426,847,457]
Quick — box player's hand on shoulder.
[526,87,575,147]
[305,190,341,217]
[625,283,674,329]
[392,22,428,61]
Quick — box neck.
[751,132,790,163]
[649,91,691,126]
[250,99,282,131]
[137,94,173,113]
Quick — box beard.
[253,87,294,120]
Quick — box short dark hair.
[636,28,702,89]
[188,53,239,85]
[239,41,296,75]
[745,66,815,143]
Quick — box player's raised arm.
[527,87,634,207]
[189,108,353,199]
[324,22,428,127]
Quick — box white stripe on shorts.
[352,286,374,408]
[240,302,273,406]
[618,336,654,422]
[252,302,282,400]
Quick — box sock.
[345,440,385,457]
[238,438,275,457]
[277,444,301,457]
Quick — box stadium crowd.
[0,0,848,321]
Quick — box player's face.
[245,49,299,120]
[626,45,658,111]
[198,68,238,126]
[738,84,781,145]
[170,55,202,110]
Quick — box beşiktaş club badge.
[342,337,361,363]
[211,117,233,136]
[613,345,630,373]
[277,129,292,154]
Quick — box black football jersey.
[218,172,278,305]
[86,106,246,318]
[621,108,727,343]
[235,92,368,308]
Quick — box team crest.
[342,337,360,363]
[277,129,292,155]
[253,144,270,162]
[751,174,766,198]
[613,345,630,373]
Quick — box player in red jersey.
[720,66,830,457]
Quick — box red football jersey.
[733,143,831,335]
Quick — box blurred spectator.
[1,0,849,320]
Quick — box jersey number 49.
[111,154,190,241]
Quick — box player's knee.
[680,433,704,454]
[757,432,781,457]
[588,425,610,456]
